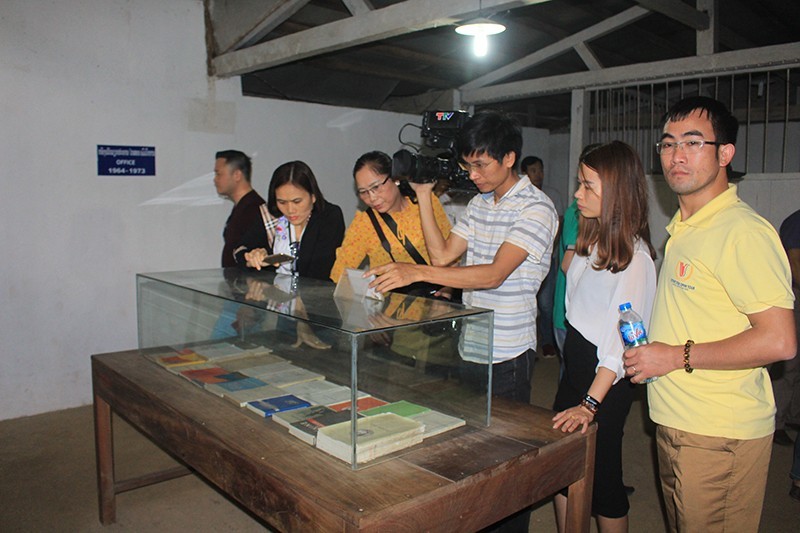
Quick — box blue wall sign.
[97,145,156,176]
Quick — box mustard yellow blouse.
[330,193,452,282]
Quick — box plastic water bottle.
[618,302,657,383]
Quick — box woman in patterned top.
[330,151,452,284]
[331,151,456,366]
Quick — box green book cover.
[361,400,430,418]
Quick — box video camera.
[391,111,473,188]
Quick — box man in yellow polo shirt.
[623,96,796,532]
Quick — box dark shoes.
[790,482,800,502]
[773,429,794,446]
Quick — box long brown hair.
[575,141,655,272]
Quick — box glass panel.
[136,268,493,469]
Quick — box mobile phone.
[262,253,294,264]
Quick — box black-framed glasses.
[655,139,719,155]
[357,176,391,198]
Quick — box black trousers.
[553,322,634,519]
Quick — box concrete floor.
[1,355,798,532]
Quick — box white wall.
[0,0,444,420]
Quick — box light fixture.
[455,18,506,57]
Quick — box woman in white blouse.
[551,141,657,533]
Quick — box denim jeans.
[460,349,534,404]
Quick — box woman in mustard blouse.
[330,151,452,285]
[331,151,456,368]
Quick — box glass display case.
[136,268,493,469]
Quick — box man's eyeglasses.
[357,176,391,198]
[655,139,719,155]
[457,159,496,174]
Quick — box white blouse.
[564,239,657,383]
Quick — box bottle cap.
[619,302,631,311]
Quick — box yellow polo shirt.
[648,185,794,439]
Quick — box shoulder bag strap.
[259,203,278,251]
[378,212,428,266]
[366,209,395,262]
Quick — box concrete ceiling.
[205,0,800,130]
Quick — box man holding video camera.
[368,110,558,403]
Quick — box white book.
[191,342,246,362]
[315,413,424,464]
[255,366,325,388]
[281,380,344,399]
[281,381,369,406]
[409,410,466,438]
[221,354,289,374]
[238,361,297,378]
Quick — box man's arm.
[413,184,467,265]
[367,241,528,292]
[625,305,797,382]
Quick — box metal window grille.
[587,68,800,175]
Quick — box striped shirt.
[452,176,558,363]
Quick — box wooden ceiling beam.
[212,0,550,77]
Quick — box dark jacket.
[234,201,345,281]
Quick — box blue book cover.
[246,395,311,417]
[216,371,249,383]
[214,376,268,392]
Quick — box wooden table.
[93,350,595,532]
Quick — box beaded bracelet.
[580,394,600,415]
[683,339,695,373]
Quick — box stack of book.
[246,395,311,418]
[276,405,357,445]
[144,343,467,461]
[361,400,465,438]
[315,413,425,464]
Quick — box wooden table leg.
[94,393,116,525]
[565,428,596,532]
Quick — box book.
[205,377,286,407]
[361,400,430,418]
[190,342,246,362]
[236,361,297,378]
[154,351,208,368]
[408,410,466,438]
[256,366,325,389]
[178,365,230,385]
[280,381,369,406]
[223,384,296,408]
[315,413,424,464]
[327,396,388,413]
[288,408,355,446]
[245,395,311,418]
[219,353,288,373]
[308,388,371,407]
[272,404,336,430]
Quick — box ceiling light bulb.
[455,18,504,58]
[473,34,488,57]
[455,20,506,37]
